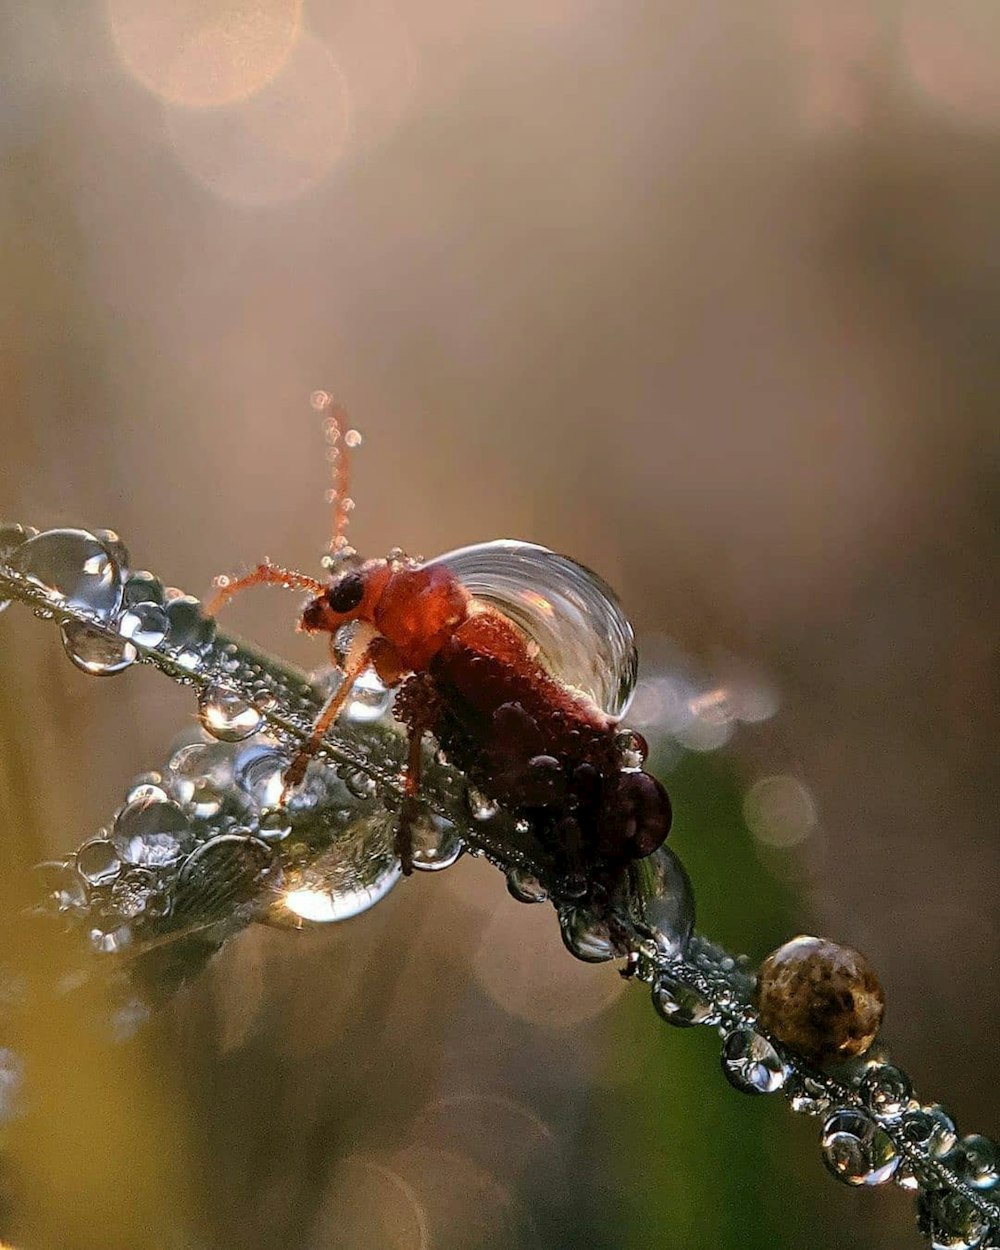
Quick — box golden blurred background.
[0,1,997,1247]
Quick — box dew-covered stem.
[0,527,995,1250]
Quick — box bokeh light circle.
[107,0,303,108]
[165,32,352,207]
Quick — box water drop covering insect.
[209,397,672,879]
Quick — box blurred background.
[0,0,997,1246]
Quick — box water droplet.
[10,528,124,620]
[614,727,648,770]
[559,907,618,963]
[652,972,718,1028]
[821,1108,900,1185]
[786,1073,832,1117]
[917,1188,990,1250]
[76,838,122,886]
[721,1028,786,1094]
[197,682,263,742]
[113,797,190,866]
[118,600,170,648]
[506,867,548,903]
[622,845,694,961]
[61,620,138,674]
[465,785,498,821]
[175,834,277,921]
[164,596,216,670]
[258,808,292,841]
[343,667,394,724]
[902,1105,959,1158]
[409,813,464,871]
[122,569,165,607]
[234,742,289,809]
[109,870,157,919]
[170,741,242,819]
[949,1136,999,1191]
[427,541,637,717]
[860,1063,913,1120]
[271,817,401,924]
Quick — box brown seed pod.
[754,935,885,1065]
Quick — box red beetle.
[210,398,671,878]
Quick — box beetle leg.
[281,642,375,798]
[207,561,325,617]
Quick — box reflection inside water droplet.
[821,1108,899,1186]
[271,815,401,924]
[426,541,637,717]
[721,1028,786,1095]
[198,682,263,741]
[118,600,170,648]
[61,621,138,674]
[113,796,190,866]
[10,528,124,621]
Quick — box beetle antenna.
[311,390,361,563]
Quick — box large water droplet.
[175,834,277,921]
[61,621,138,675]
[9,528,124,620]
[409,813,464,872]
[197,682,263,742]
[651,972,718,1028]
[426,541,637,717]
[622,845,694,961]
[113,797,190,866]
[721,1028,786,1094]
[821,1108,899,1186]
[917,1189,990,1250]
[76,838,122,886]
[272,817,401,924]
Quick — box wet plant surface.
[0,525,995,1250]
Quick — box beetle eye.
[326,572,365,613]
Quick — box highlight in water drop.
[11,528,124,621]
[198,682,263,742]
